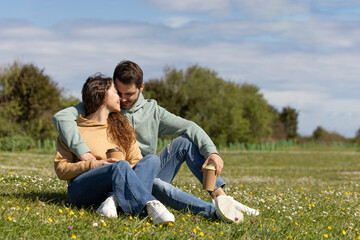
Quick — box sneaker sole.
[216,196,244,224]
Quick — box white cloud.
[141,0,231,16]
[1,12,360,137]
[234,0,308,19]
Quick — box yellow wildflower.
[146,222,151,226]
[328,226,332,230]
[129,216,133,220]
[142,227,146,232]
[69,211,74,216]
[48,218,53,223]
[59,209,63,213]
[8,216,12,221]
[25,206,30,210]
[72,235,77,239]
[168,222,174,227]
[200,232,204,237]
[220,231,224,235]
[102,221,107,227]
[79,211,84,216]
[324,234,328,238]
[342,230,346,235]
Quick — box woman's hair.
[81,73,136,153]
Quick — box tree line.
[0,62,358,151]
[143,65,298,146]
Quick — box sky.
[1,0,360,138]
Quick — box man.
[53,60,259,222]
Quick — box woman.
[54,73,174,225]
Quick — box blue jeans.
[152,135,226,218]
[67,155,159,215]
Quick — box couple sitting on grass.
[53,60,259,225]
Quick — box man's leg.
[156,135,259,216]
[156,135,226,195]
[152,178,216,218]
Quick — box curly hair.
[81,73,136,153]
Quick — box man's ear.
[139,82,145,93]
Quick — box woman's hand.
[93,158,119,168]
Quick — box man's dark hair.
[113,60,143,89]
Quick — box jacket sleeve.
[125,141,143,167]
[157,105,218,158]
[54,137,96,180]
[52,102,90,157]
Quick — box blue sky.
[1,0,360,138]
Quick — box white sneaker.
[214,195,243,223]
[229,196,259,216]
[97,193,118,218]
[146,200,175,225]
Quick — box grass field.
[1,150,359,239]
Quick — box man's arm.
[158,106,223,175]
[52,102,93,159]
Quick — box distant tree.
[356,128,360,138]
[0,62,79,140]
[269,106,287,140]
[313,126,325,141]
[144,65,273,145]
[312,126,346,142]
[279,107,299,139]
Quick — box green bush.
[0,135,35,151]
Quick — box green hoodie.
[52,93,218,158]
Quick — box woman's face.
[105,82,121,113]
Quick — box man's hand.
[202,153,224,176]
[79,152,96,161]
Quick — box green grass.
[1,150,360,239]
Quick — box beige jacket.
[54,115,142,181]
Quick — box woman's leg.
[132,154,160,192]
[68,161,156,215]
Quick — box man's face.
[114,79,144,110]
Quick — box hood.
[121,93,147,114]
[76,115,107,128]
